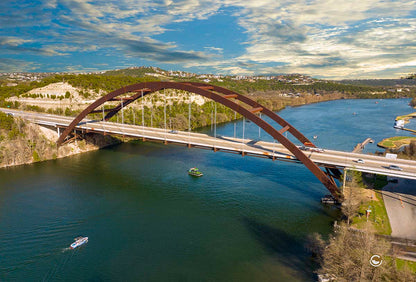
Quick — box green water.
[0,99,413,281]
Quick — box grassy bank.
[378,136,416,149]
[343,171,392,235]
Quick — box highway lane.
[2,108,416,180]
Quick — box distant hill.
[336,79,416,87]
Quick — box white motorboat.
[70,236,88,249]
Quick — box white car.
[310,147,325,153]
[388,165,402,171]
[355,159,365,164]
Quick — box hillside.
[0,111,120,168]
[2,67,416,130]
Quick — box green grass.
[396,258,416,273]
[396,112,416,121]
[378,136,416,149]
[352,191,392,235]
[351,175,392,235]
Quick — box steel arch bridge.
[57,81,342,201]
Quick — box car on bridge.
[310,147,325,153]
[355,158,365,164]
[388,165,403,171]
[299,146,324,153]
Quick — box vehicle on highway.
[299,146,324,152]
[310,147,325,153]
[388,165,402,171]
[355,159,365,164]
[169,130,178,134]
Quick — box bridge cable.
[258,113,262,139]
[164,88,167,141]
[121,99,124,124]
[141,90,144,137]
[188,94,191,144]
[133,108,135,125]
[102,105,106,135]
[150,98,153,128]
[210,101,213,132]
[272,139,276,160]
[214,102,217,149]
[242,117,245,155]
[121,99,125,136]
[234,111,237,139]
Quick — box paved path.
[383,179,416,240]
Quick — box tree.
[318,224,393,281]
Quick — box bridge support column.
[342,169,347,195]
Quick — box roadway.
[2,108,416,180]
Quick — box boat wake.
[42,249,77,281]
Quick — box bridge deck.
[3,108,416,180]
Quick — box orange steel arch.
[57,81,342,200]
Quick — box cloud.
[120,38,211,63]
[0,37,32,47]
[0,0,415,78]
[204,46,223,53]
[0,58,38,72]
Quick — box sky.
[0,0,415,79]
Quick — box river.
[0,98,414,281]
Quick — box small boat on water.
[70,236,88,249]
[188,167,203,177]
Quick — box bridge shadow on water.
[241,217,316,280]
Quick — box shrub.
[32,150,41,162]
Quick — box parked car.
[388,165,402,171]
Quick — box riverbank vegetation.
[378,137,416,160]
[311,223,415,281]
[411,98,416,107]
[309,171,416,280]
[378,136,416,150]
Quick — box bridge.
[3,81,416,201]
